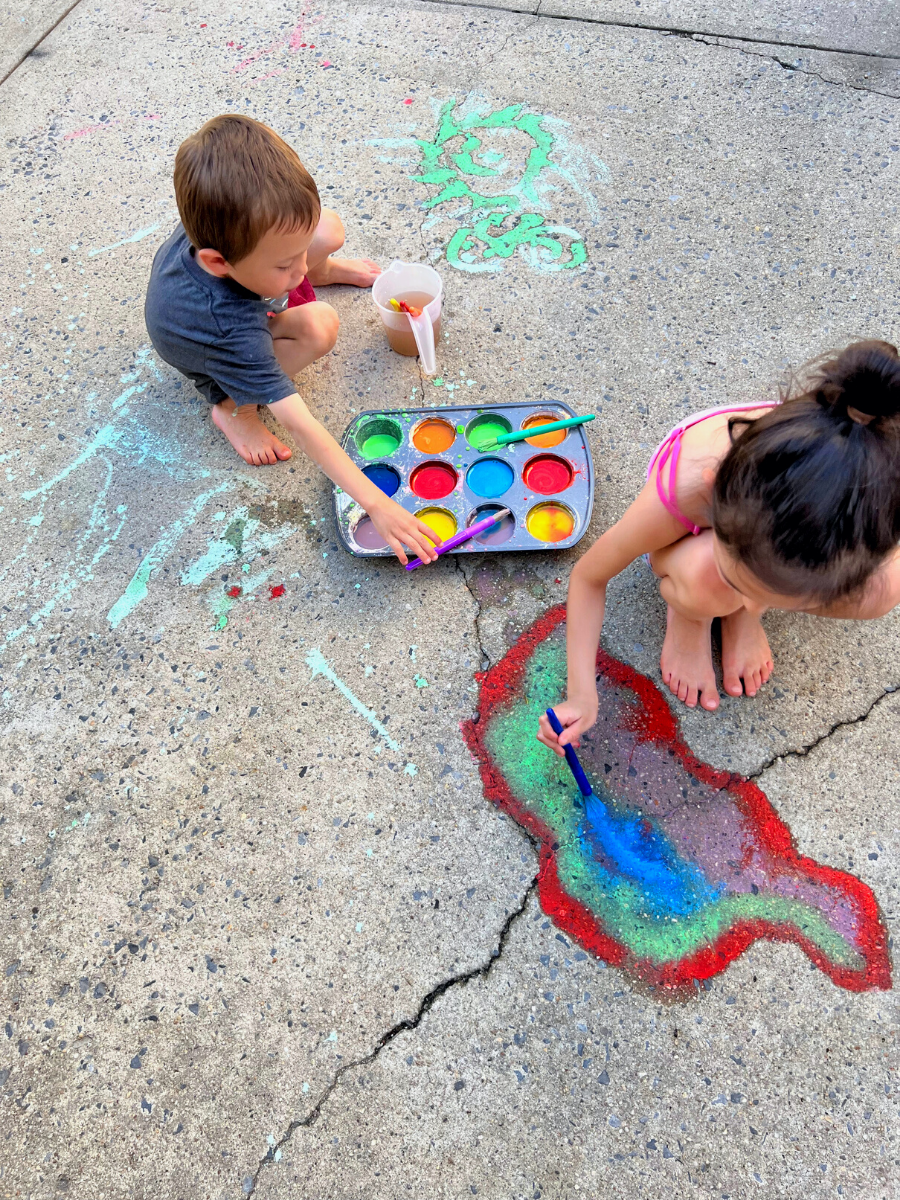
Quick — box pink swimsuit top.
[647,403,776,535]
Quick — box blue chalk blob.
[578,780,720,918]
[362,464,401,497]
[466,457,514,498]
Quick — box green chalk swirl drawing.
[372,95,609,274]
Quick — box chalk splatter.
[463,606,890,993]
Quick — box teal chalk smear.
[108,481,234,628]
[484,636,862,970]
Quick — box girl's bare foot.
[721,607,773,697]
[308,257,381,288]
[211,400,292,466]
[660,606,719,710]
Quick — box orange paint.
[412,417,456,454]
[522,413,567,448]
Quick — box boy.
[145,114,436,566]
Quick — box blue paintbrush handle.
[545,708,593,798]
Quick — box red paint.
[403,98,414,105]
[269,584,286,599]
[461,604,891,994]
[226,586,241,598]
[409,461,458,500]
[522,454,574,495]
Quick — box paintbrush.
[477,413,595,452]
[545,707,698,900]
[405,507,511,571]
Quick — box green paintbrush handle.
[480,414,595,451]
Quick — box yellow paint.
[417,507,458,545]
[526,502,574,543]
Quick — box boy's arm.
[537,479,689,755]
[268,393,438,566]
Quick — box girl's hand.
[368,499,440,567]
[537,696,598,757]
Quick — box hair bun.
[819,339,900,424]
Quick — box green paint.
[483,637,862,971]
[360,433,400,459]
[414,675,429,688]
[466,418,508,449]
[403,97,604,274]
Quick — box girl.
[537,339,900,755]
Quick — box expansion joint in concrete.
[245,876,539,1194]
[749,684,898,781]
[419,0,900,63]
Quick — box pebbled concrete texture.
[0,1,897,1198]
[253,695,900,1200]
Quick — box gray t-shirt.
[144,224,296,408]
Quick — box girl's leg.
[651,531,743,711]
[305,208,381,288]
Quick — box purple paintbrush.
[405,507,512,571]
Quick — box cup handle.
[409,312,436,375]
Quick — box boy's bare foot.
[211,399,292,466]
[660,606,719,710]
[721,607,773,697]
[308,257,381,288]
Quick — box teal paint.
[306,649,401,753]
[107,481,234,628]
[87,222,162,258]
[21,423,121,500]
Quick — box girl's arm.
[269,393,438,566]
[537,479,688,756]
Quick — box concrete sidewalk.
[0,2,897,1198]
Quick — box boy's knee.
[309,302,339,356]
[318,208,345,255]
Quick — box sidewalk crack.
[455,556,491,671]
[244,876,538,1194]
[749,685,898,780]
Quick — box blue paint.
[466,457,514,498]
[362,464,401,497]
[578,780,719,918]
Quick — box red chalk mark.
[321,60,332,68]
[403,98,413,105]
[232,10,323,72]
[226,586,241,598]
[269,584,286,599]
[462,604,892,994]
[200,23,207,28]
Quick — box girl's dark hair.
[712,339,900,605]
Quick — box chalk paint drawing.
[307,649,418,774]
[2,347,301,650]
[231,8,324,75]
[463,606,890,994]
[370,95,609,273]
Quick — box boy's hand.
[537,696,598,757]
[368,498,440,567]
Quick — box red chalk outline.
[461,604,891,993]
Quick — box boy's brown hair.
[174,114,320,263]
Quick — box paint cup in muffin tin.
[332,401,594,558]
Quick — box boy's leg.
[650,532,745,710]
[268,301,340,377]
[305,207,381,288]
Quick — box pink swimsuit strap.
[647,403,776,535]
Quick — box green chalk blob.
[360,433,400,459]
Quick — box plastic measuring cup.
[372,260,442,375]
